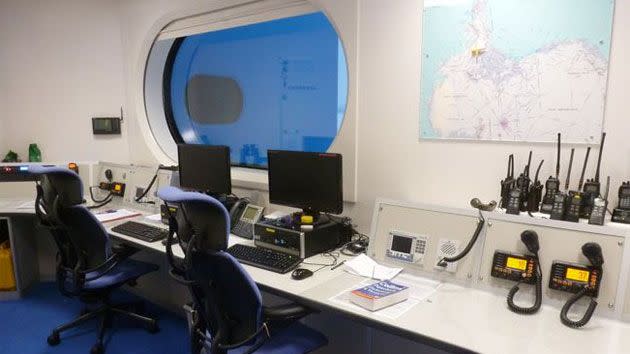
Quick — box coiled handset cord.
[437,211,484,267]
[560,282,598,328]
[507,256,542,314]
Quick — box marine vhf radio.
[589,176,610,226]
[565,147,591,223]
[517,151,533,212]
[506,152,532,215]
[551,242,604,328]
[500,154,515,209]
[541,133,562,214]
[550,148,574,221]
[611,181,630,224]
[491,230,543,314]
[582,132,606,218]
[527,160,544,214]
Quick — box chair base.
[46,301,159,353]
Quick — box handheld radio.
[527,160,544,214]
[517,151,533,212]
[550,148,574,221]
[611,181,630,224]
[541,133,562,214]
[589,176,610,226]
[581,132,606,218]
[565,147,591,223]
[500,155,515,209]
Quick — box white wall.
[114,0,630,231]
[0,0,128,163]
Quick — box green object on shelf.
[28,143,41,162]
[1,150,20,163]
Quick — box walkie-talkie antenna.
[578,147,591,190]
[604,176,611,201]
[534,160,544,183]
[594,132,606,183]
[525,151,533,177]
[555,133,561,179]
[565,148,575,191]
[507,154,514,179]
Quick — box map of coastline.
[420,0,615,143]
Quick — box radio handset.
[506,230,542,314]
[437,199,491,267]
[527,160,544,215]
[559,243,603,328]
[500,155,515,209]
[541,133,562,214]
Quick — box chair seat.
[205,322,327,354]
[84,259,159,290]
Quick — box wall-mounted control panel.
[385,230,427,264]
[491,251,537,284]
[549,261,601,297]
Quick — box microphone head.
[520,230,540,254]
[470,198,497,211]
[582,242,604,267]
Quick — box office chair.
[31,166,160,354]
[157,186,328,354]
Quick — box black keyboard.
[227,244,301,274]
[111,221,169,243]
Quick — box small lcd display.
[241,206,259,222]
[391,235,413,254]
[566,268,590,283]
[506,257,527,271]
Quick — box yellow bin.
[0,241,17,291]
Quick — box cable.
[87,197,113,210]
[89,186,112,203]
[507,257,542,314]
[560,287,598,328]
[135,173,158,202]
[437,210,485,267]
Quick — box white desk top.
[4,197,630,353]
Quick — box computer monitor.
[178,144,231,195]
[267,150,343,215]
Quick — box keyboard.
[227,244,301,274]
[111,221,169,243]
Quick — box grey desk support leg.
[0,215,39,301]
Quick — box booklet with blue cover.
[349,280,410,311]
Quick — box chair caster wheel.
[147,320,160,334]
[47,332,60,346]
[91,343,104,354]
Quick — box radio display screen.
[566,268,590,282]
[391,235,413,254]
[506,257,527,271]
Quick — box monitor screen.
[178,144,231,195]
[267,150,343,214]
[391,235,413,254]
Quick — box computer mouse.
[291,268,313,280]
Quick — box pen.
[331,260,346,270]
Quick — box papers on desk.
[94,209,141,223]
[330,273,441,319]
[343,254,403,280]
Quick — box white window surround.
[134,0,358,200]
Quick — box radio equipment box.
[254,219,342,258]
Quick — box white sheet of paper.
[144,213,162,222]
[343,254,403,280]
[94,209,141,223]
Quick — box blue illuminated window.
[165,12,348,168]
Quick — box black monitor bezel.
[267,150,343,215]
[177,144,232,195]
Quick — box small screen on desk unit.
[391,235,413,254]
[566,268,590,283]
[241,205,258,222]
[506,257,527,271]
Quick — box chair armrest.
[263,303,314,322]
[81,253,122,281]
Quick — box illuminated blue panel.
[168,12,348,168]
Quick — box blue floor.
[0,282,189,354]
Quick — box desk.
[4,198,630,353]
